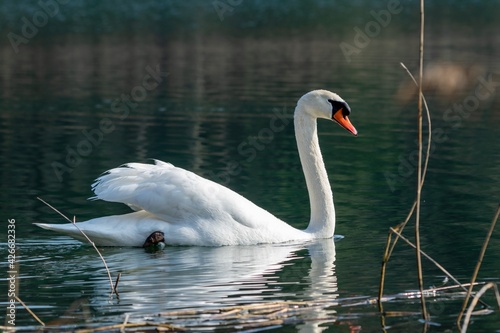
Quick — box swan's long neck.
[294,109,335,237]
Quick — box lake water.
[1,1,500,332]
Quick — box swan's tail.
[34,221,130,246]
[34,212,166,247]
[34,223,89,243]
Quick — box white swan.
[36,90,357,247]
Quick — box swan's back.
[93,160,254,225]
[90,160,305,245]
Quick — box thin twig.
[378,229,393,314]
[400,62,432,186]
[378,230,394,330]
[75,321,183,333]
[415,0,429,321]
[385,63,432,262]
[378,2,433,320]
[120,313,130,333]
[15,296,45,326]
[37,197,72,223]
[461,282,500,333]
[114,272,122,295]
[457,203,500,329]
[389,227,489,309]
[378,60,433,316]
[71,216,115,292]
[37,197,116,294]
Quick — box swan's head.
[296,89,358,136]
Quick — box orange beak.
[333,109,358,136]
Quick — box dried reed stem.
[378,1,431,321]
[415,0,429,321]
[120,313,130,333]
[15,296,45,326]
[389,227,478,297]
[70,216,115,292]
[75,321,183,333]
[383,63,433,261]
[377,230,393,316]
[114,272,122,295]
[457,203,500,329]
[378,61,433,316]
[385,64,432,257]
[460,282,500,333]
[37,197,116,294]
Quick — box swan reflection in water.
[67,238,339,332]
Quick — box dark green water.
[1,1,499,331]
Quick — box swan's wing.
[91,160,273,228]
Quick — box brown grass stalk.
[75,321,184,333]
[457,203,500,329]
[114,272,122,295]
[415,0,429,321]
[70,215,115,292]
[37,197,116,294]
[377,61,433,318]
[388,227,488,306]
[379,0,431,322]
[120,313,130,333]
[460,282,500,333]
[15,296,45,326]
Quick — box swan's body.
[36,90,357,247]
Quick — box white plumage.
[36,90,357,246]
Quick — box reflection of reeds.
[8,283,491,333]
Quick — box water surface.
[1,1,500,331]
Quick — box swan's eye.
[328,99,351,118]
